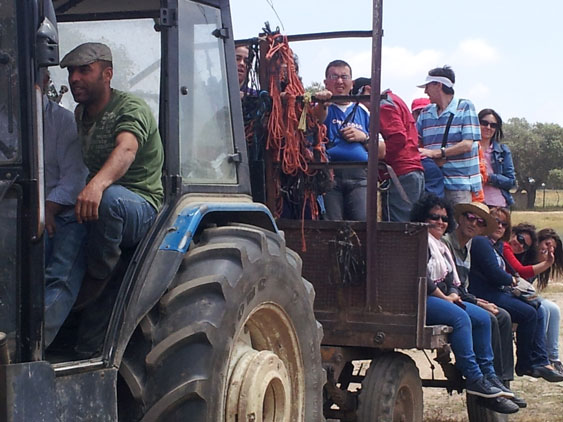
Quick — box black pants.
[490,306,514,381]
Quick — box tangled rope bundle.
[263,30,332,250]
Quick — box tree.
[503,118,563,208]
[304,81,324,95]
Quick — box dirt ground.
[416,281,563,422]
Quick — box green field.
[511,210,563,236]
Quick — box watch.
[440,146,446,158]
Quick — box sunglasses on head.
[516,233,530,251]
[463,212,487,227]
[428,213,448,223]
[495,218,508,228]
[480,120,498,129]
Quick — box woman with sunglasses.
[478,109,516,208]
[410,194,518,413]
[469,208,563,382]
[502,223,555,280]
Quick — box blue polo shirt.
[417,97,481,193]
[324,103,369,162]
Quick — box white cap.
[416,75,454,88]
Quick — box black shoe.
[466,376,504,398]
[478,396,520,414]
[484,374,514,398]
[551,360,563,375]
[510,394,527,408]
[531,365,563,382]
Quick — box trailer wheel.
[466,393,509,422]
[357,352,423,422]
[117,225,324,421]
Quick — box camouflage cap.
[60,42,112,68]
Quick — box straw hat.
[454,202,497,236]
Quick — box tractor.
[0,0,505,421]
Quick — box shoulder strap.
[440,98,464,148]
[441,113,455,148]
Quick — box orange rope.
[264,32,331,250]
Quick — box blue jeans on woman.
[44,211,87,346]
[539,297,560,362]
[86,185,157,280]
[480,291,549,372]
[427,296,496,382]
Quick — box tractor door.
[0,0,58,363]
[165,0,250,194]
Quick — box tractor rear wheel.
[117,224,324,421]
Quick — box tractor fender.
[110,200,278,366]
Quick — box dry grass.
[511,210,563,236]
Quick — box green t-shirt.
[76,89,164,210]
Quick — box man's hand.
[477,298,499,315]
[45,200,64,237]
[340,127,368,143]
[419,147,440,159]
[314,89,333,102]
[75,180,104,223]
[74,131,139,224]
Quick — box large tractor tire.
[466,393,509,422]
[117,224,325,421]
[356,352,423,422]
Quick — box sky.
[231,0,563,126]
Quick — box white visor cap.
[417,75,454,88]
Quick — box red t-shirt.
[379,90,424,176]
[503,241,535,279]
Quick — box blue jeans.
[427,296,496,382]
[44,211,87,346]
[381,170,424,222]
[539,297,560,361]
[479,290,549,371]
[87,185,157,279]
[324,168,367,221]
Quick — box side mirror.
[36,16,59,67]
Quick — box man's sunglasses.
[463,212,487,227]
[479,120,498,129]
[428,213,449,223]
[516,233,530,251]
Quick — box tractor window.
[178,0,237,184]
[49,19,161,121]
[0,0,21,164]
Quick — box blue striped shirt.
[417,97,482,192]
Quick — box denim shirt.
[487,140,516,206]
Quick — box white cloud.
[382,47,444,78]
[452,39,499,65]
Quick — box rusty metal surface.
[278,219,443,350]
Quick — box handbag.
[509,276,541,309]
[494,242,541,308]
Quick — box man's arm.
[420,139,474,159]
[75,131,138,223]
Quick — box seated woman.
[410,194,517,414]
[519,227,563,374]
[469,207,563,382]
